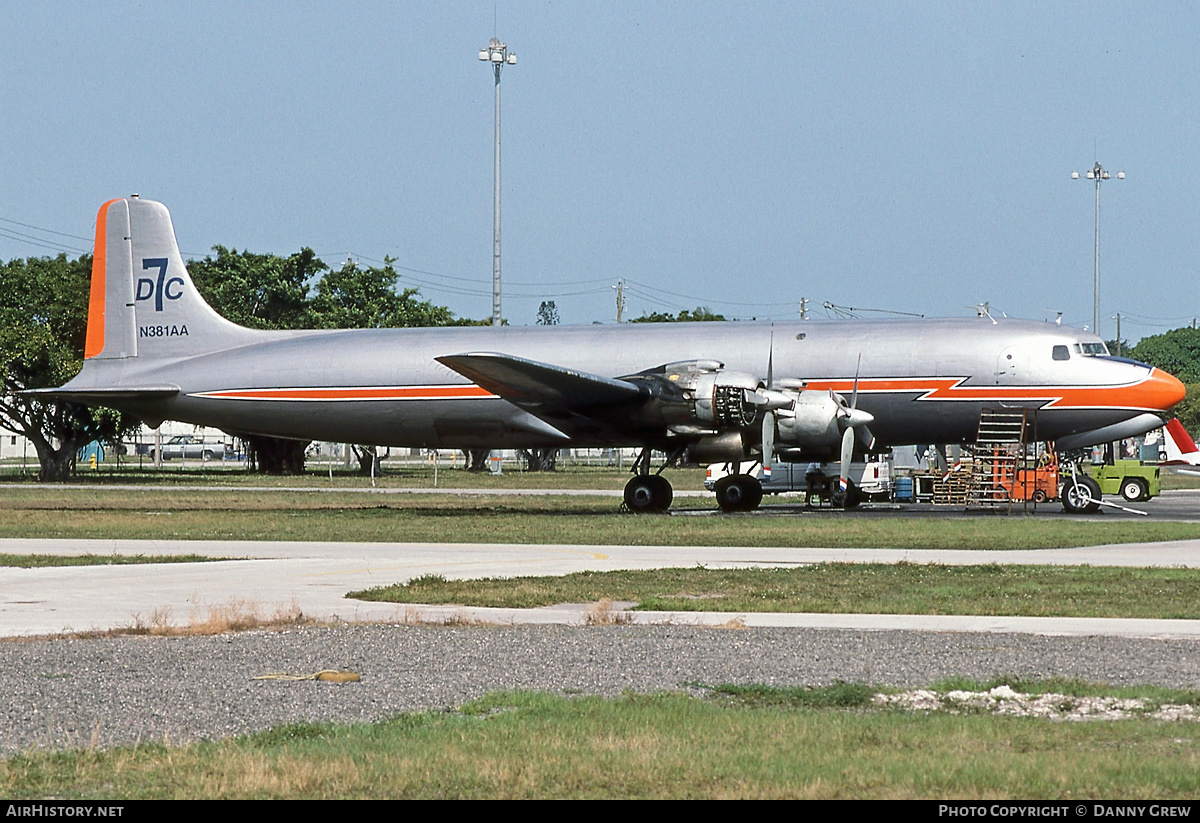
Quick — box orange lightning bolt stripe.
[803,369,1183,412]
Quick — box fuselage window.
[1052,345,1070,361]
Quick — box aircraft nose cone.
[1145,368,1187,410]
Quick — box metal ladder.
[965,409,1029,512]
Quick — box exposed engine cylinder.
[708,379,760,428]
[683,371,760,428]
[627,363,764,432]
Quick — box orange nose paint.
[1143,369,1187,411]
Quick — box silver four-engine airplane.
[38,196,1187,512]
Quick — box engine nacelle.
[626,362,764,431]
[763,388,859,460]
[686,431,752,464]
[775,390,843,449]
[691,371,762,428]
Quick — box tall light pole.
[479,37,516,326]
[1071,161,1124,336]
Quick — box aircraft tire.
[831,480,860,510]
[1061,475,1102,514]
[1120,477,1149,503]
[651,476,674,511]
[624,475,670,513]
[744,481,764,510]
[714,475,762,512]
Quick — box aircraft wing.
[436,352,652,441]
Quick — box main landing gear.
[713,473,763,512]
[622,447,682,514]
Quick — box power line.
[622,278,797,308]
[0,227,90,255]
[0,215,92,242]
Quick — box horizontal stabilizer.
[436,352,644,410]
[1163,417,1200,465]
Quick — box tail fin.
[85,196,261,361]
[1163,418,1200,465]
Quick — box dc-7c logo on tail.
[136,258,184,311]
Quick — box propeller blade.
[839,424,855,492]
[856,425,876,451]
[850,353,862,410]
[762,410,776,478]
[766,327,774,390]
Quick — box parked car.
[704,455,894,509]
[149,435,230,461]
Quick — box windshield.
[1073,342,1109,356]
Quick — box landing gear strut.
[622,447,681,514]
[1058,452,1103,514]
[1061,474,1102,514]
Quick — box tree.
[463,447,493,472]
[1128,327,1200,435]
[536,300,559,326]
[1106,338,1131,358]
[190,251,461,474]
[630,306,726,323]
[310,258,455,329]
[1129,327,1200,384]
[1169,385,1200,438]
[188,246,324,329]
[519,448,559,472]
[0,254,138,481]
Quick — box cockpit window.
[1052,345,1070,361]
[1073,342,1109,356]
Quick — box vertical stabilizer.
[84,196,262,361]
[1163,418,1200,466]
[84,198,134,359]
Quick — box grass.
[0,463,681,490]
[349,564,1200,619]
[2,485,1200,547]
[4,688,1200,799]
[0,553,221,568]
[1162,472,1200,490]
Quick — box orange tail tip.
[84,199,122,359]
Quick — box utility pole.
[799,297,809,320]
[479,38,516,326]
[1112,312,1122,356]
[614,278,625,323]
[1071,161,1124,336]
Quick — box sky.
[1,1,1197,342]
